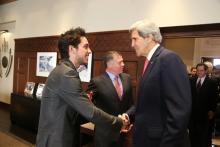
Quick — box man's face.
[76,36,91,65]
[191,69,197,76]
[108,54,124,75]
[131,30,149,57]
[197,65,207,78]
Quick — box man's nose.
[131,41,134,48]
[88,48,92,54]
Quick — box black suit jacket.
[88,72,135,146]
[36,59,122,147]
[190,76,217,123]
[133,46,191,147]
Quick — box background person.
[88,51,135,147]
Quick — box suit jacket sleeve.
[59,70,123,133]
[160,52,191,147]
[209,79,218,112]
[124,75,136,123]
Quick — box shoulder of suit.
[59,62,78,77]
[159,47,181,61]
[160,47,177,55]
[206,76,216,83]
[91,73,108,83]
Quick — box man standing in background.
[189,66,197,78]
[130,19,191,147]
[190,62,218,147]
[88,51,135,147]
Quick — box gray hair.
[130,19,162,43]
[103,51,121,68]
[204,61,213,68]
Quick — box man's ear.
[68,45,77,54]
[107,61,113,69]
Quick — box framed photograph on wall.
[36,52,57,77]
[77,53,92,82]
[36,83,45,99]
[24,82,35,96]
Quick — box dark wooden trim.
[0,0,16,5]
[0,101,10,111]
[161,23,220,33]
[160,23,220,38]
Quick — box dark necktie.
[114,76,122,99]
[196,78,202,90]
[142,59,149,76]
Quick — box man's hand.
[122,113,130,124]
[118,114,133,133]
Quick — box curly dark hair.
[58,27,86,59]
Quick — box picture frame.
[77,53,92,82]
[36,52,57,77]
[24,82,35,96]
[36,83,45,99]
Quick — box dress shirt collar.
[106,71,118,82]
[146,43,160,61]
[197,75,206,85]
[106,71,123,92]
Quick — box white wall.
[0,0,220,103]
[1,0,220,38]
[0,21,15,104]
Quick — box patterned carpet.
[0,130,34,147]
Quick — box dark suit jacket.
[36,59,122,147]
[88,72,135,147]
[189,76,217,147]
[190,76,217,123]
[133,46,191,147]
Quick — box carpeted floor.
[0,130,34,147]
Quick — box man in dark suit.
[189,63,217,147]
[88,51,135,147]
[129,19,192,147]
[36,28,128,147]
[204,61,220,146]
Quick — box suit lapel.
[119,74,126,98]
[103,73,120,99]
[140,46,162,86]
[200,76,208,89]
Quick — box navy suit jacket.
[190,76,217,123]
[133,46,191,147]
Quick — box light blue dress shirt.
[106,71,123,96]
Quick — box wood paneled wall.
[13,36,60,94]
[14,31,143,101]
[14,23,220,101]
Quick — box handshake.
[118,113,133,133]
